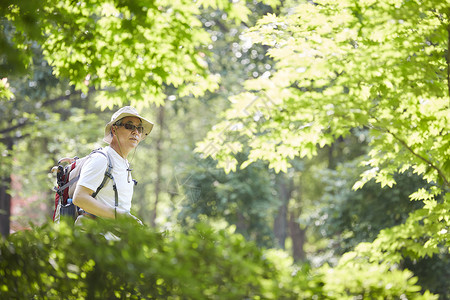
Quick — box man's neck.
[110,142,129,159]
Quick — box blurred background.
[1,0,449,298]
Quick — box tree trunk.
[0,175,12,237]
[327,143,335,170]
[328,136,344,170]
[288,175,307,261]
[273,200,288,249]
[151,105,165,227]
[273,173,293,249]
[0,137,13,237]
[289,210,306,261]
[236,211,248,237]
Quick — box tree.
[0,0,279,236]
[1,0,283,105]
[0,46,95,235]
[124,1,283,237]
[312,161,428,256]
[307,156,450,296]
[198,0,450,263]
[178,156,278,247]
[0,0,235,105]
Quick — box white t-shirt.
[78,146,134,212]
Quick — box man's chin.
[129,140,139,147]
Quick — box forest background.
[0,0,449,298]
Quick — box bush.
[0,219,436,299]
[0,219,318,299]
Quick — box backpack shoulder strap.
[91,148,119,207]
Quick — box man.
[72,106,153,223]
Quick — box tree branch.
[41,86,96,107]
[0,86,97,138]
[369,111,449,187]
[0,133,30,144]
[383,128,449,187]
[0,119,29,135]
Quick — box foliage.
[128,1,280,231]
[321,253,437,300]
[0,78,13,99]
[178,156,278,247]
[199,0,449,184]
[403,252,450,299]
[312,159,427,255]
[197,0,450,267]
[1,0,201,106]
[353,192,450,264]
[0,0,281,236]
[0,27,110,233]
[0,0,448,297]
[0,0,280,107]
[0,40,102,176]
[308,158,450,297]
[0,220,305,299]
[0,220,435,299]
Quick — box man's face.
[114,116,143,148]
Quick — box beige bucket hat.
[103,106,154,144]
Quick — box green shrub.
[321,251,437,300]
[0,219,316,299]
[0,219,436,299]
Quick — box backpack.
[52,148,118,223]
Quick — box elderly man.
[73,106,153,222]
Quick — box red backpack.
[51,148,117,223]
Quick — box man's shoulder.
[84,149,109,169]
[91,148,109,159]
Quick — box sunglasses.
[116,123,144,134]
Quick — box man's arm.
[73,185,143,224]
[73,185,115,219]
